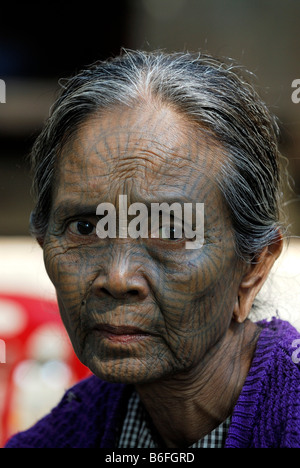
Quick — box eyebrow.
[52,194,202,220]
[52,201,100,223]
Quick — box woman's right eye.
[68,220,96,236]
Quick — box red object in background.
[0,293,90,447]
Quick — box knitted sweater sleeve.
[4,376,128,448]
[226,318,300,448]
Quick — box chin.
[83,354,166,385]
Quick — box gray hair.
[30,49,285,261]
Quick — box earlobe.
[233,232,283,323]
[233,296,241,323]
[233,288,259,324]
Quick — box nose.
[91,248,150,301]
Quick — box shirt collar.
[118,390,231,448]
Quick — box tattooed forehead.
[54,104,224,203]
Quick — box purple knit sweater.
[4,318,300,448]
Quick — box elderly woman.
[5,50,300,448]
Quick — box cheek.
[156,246,240,365]
[44,245,84,299]
[43,239,100,296]
[43,241,96,343]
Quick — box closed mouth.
[93,323,152,344]
[96,324,150,335]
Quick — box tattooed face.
[43,102,245,384]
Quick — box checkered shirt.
[118,390,231,448]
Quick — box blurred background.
[0,0,299,446]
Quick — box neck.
[135,319,259,448]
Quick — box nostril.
[91,273,149,300]
[113,288,141,299]
[97,286,140,299]
[100,287,110,297]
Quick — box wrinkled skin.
[41,101,279,445]
[44,103,242,380]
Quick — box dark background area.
[0,3,129,78]
[0,0,299,236]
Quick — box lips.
[94,324,151,344]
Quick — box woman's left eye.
[68,220,96,236]
[159,224,182,240]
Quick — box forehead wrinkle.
[59,134,197,197]
[94,112,197,168]
[55,103,227,206]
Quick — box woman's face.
[43,103,245,384]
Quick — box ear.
[233,231,283,323]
